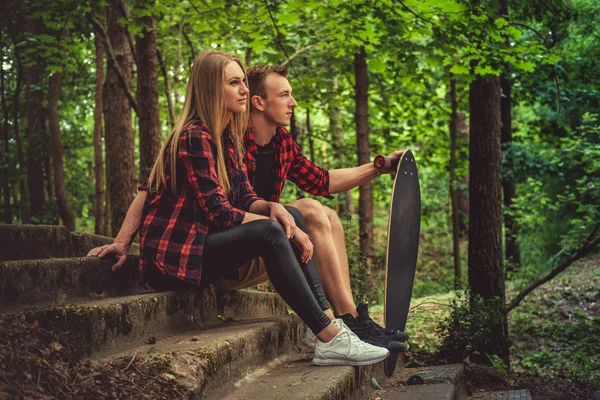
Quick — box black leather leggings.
[201,218,331,334]
[285,207,331,312]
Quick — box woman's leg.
[202,220,331,335]
[285,206,331,312]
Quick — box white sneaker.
[303,326,317,349]
[312,319,390,366]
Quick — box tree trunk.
[105,1,136,237]
[48,67,75,230]
[0,37,12,223]
[456,112,469,238]
[354,46,374,265]
[449,75,461,288]
[13,52,27,223]
[499,0,521,273]
[24,17,47,220]
[501,71,521,272]
[468,73,509,366]
[329,75,353,215]
[157,49,175,129]
[93,16,106,235]
[306,108,315,162]
[135,14,161,181]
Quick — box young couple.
[88,50,408,367]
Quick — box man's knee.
[294,198,330,229]
[323,206,343,231]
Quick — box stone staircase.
[0,224,469,399]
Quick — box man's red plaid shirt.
[138,124,260,286]
[244,125,333,202]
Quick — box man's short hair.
[247,65,288,100]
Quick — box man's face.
[257,73,297,126]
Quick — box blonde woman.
[114,50,388,366]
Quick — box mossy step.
[223,350,388,400]
[6,289,288,357]
[369,363,467,400]
[0,256,141,305]
[97,316,304,399]
[0,224,139,261]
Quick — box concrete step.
[369,363,467,400]
[97,316,304,399]
[223,350,392,399]
[485,389,532,400]
[0,224,139,261]
[0,256,141,305]
[6,289,288,356]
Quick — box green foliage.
[509,259,600,381]
[437,291,504,363]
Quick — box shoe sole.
[311,353,389,367]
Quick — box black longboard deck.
[383,149,421,377]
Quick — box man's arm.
[87,190,146,270]
[328,150,405,194]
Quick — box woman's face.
[224,61,248,114]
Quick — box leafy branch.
[507,220,600,313]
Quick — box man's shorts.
[212,257,269,291]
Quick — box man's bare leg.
[323,205,353,300]
[286,198,358,317]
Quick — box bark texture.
[48,68,75,230]
[329,75,354,215]
[135,14,161,181]
[354,47,374,264]
[468,73,510,366]
[93,16,105,235]
[24,17,47,220]
[104,2,136,236]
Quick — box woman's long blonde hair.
[147,50,248,195]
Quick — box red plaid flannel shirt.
[244,125,333,202]
[138,124,260,286]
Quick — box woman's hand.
[290,228,314,264]
[269,203,297,239]
[87,242,128,271]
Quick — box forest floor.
[370,254,600,399]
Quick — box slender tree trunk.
[456,112,469,237]
[48,66,75,230]
[468,72,509,366]
[44,153,53,200]
[24,17,47,219]
[501,71,521,272]
[105,1,136,236]
[306,108,315,162]
[93,16,106,235]
[499,0,521,273]
[354,46,375,265]
[157,49,175,129]
[329,75,354,215]
[449,75,461,288]
[135,14,161,181]
[13,52,27,223]
[0,37,12,223]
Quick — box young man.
[243,65,408,346]
[88,65,408,352]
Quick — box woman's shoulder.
[180,123,212,141]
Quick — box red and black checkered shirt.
[244,125,333,202]
[138,124,260,286]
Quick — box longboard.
[379,150,421,377]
